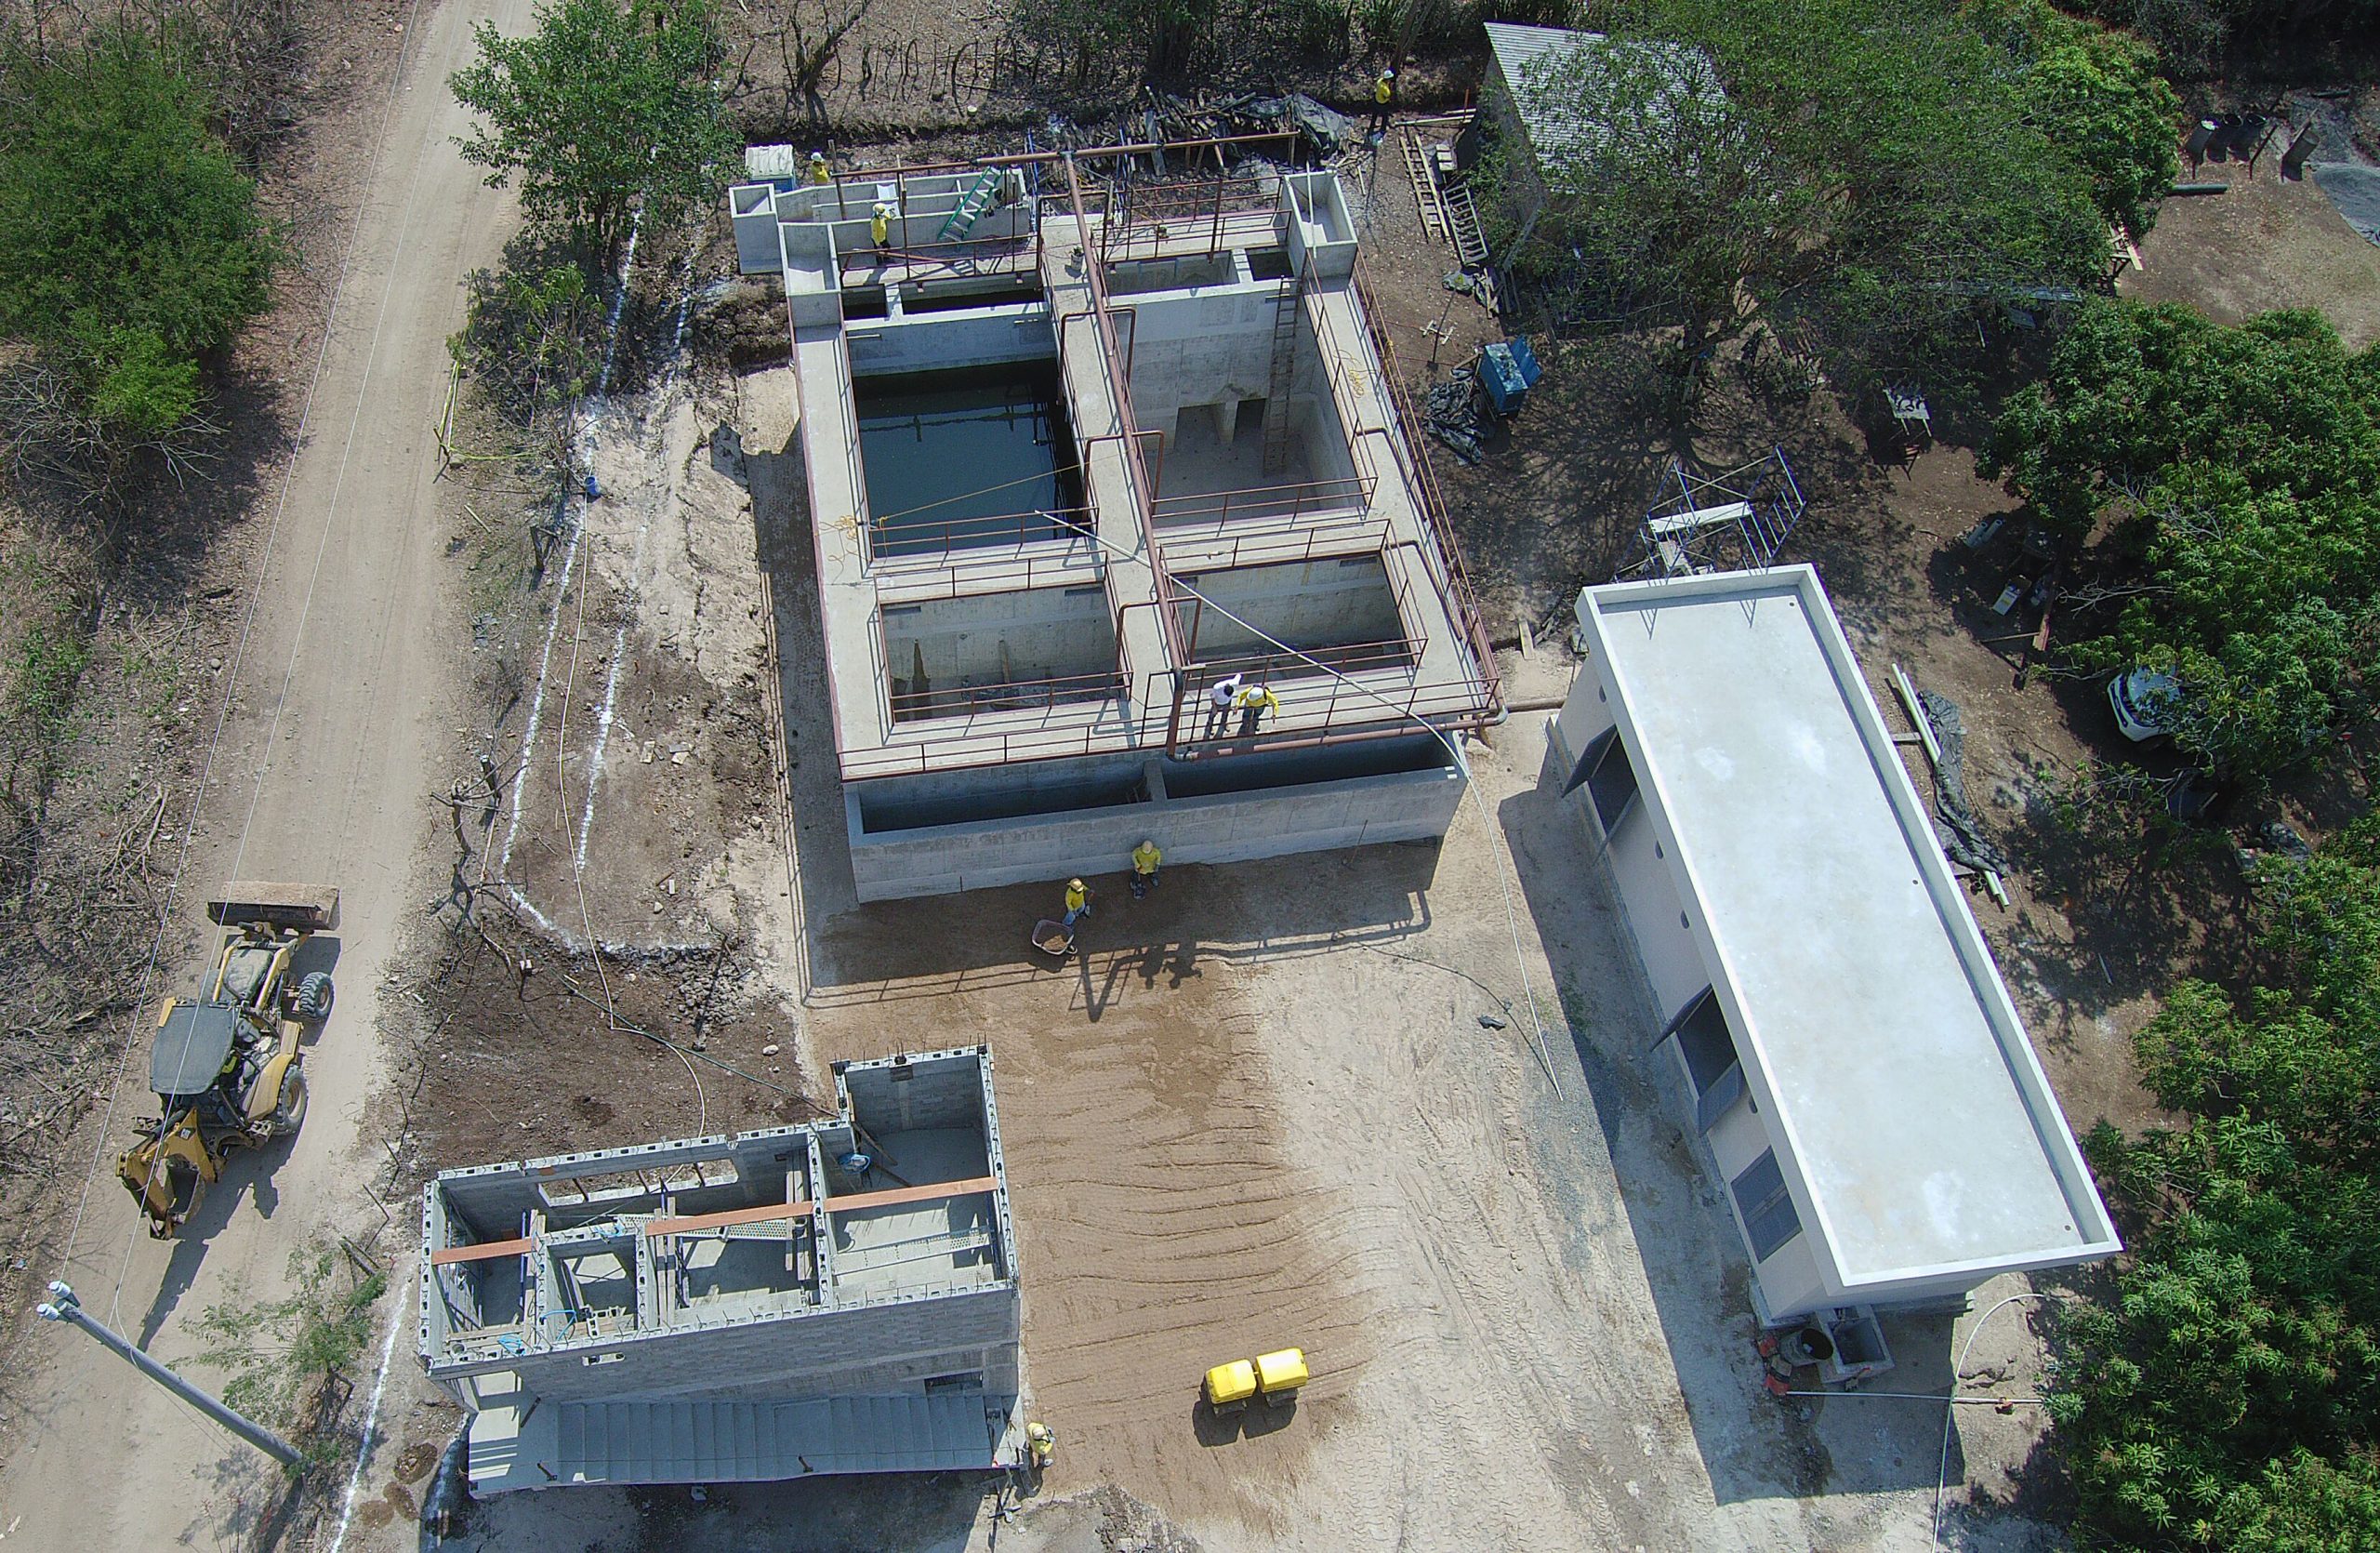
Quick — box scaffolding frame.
[1630,448,1807,580]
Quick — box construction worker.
[871,199,892,255]
[1234,681,1281,737]
[1204,672,1244,738]
[1063,877,1093,926]
[1025,1420,1056,1472]
[1130,838,1163,897]
[806,150,831,185]
[1368,67,1395,139]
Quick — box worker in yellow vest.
[806,150,831,185]
[1233,682,1281,737]
[871,200,892,255]
[1130,838,1163,897]
[1368,67,1395,139]
[1063,876,1093,926]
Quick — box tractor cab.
[150,1001,271,1125]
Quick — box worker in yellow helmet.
[1063,876,1092,926]
[1368,66,1395,139]
[1025,1420,1055,1471]
[1130,838,1163,897]
[871,200,892,255]
[1233,681,1281,737]
[806,150,831,185]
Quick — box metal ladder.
[936,167,1003,244]
[1260,267,1303,476]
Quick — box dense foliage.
[450,0,740,262]
[2055,821,2380,1550]
[1983,301,2380,774]
[2067,0,2380,76]
[0,26,282,438]
[1487,0,2175,392]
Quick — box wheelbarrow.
[1030,919,1077,959]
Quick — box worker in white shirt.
[1204,672,1243,738]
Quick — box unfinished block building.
[731,150,1502,898]
[418,1048,1019,1493]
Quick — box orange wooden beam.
[430,1237,534,1267]
[823,1175,999,1215]
[644,1199,818,1237]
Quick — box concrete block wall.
[1120,287,1332,451]
[524,1283,1020,1405]
[845,754,1463,899]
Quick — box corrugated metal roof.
[1484,21,1722,171]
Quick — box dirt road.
[0,2,530,1545]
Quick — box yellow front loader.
[117,883,338,1237]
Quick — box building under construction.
[731,143,1501,898]
[418,1048,1020,1493]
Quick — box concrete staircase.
[469,1390,1012,1491]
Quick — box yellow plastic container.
[1254,1347,1309,1395]
[1204,1360,1258,1408]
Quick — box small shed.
[1481,22,1726,254]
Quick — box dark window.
[1730,1149,1803,1263]
[1586,734,1640,832]
[923,1372,985,1395]
[1672,990,1748,1131]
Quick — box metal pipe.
[1778,1389,2045,1404]
[39,1281,304,1467]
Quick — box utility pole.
[37,1281,303,1468]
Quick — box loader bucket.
[205,882,339,934]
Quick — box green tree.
[2019,16,2181,237]
[1983,301,2380,774]
[0,26,282,439]
[2054,821,2380,1550]
[1488,0,2132,396]
[450,0,740,262]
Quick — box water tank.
[745,144,800,181]
[2185,118,2219,159]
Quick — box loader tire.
[270,1068,309,1138]
[294,972,334,1022]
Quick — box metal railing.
[1351,259,1504,713]
[866,504,1097,561]
[1156,511,1392,571]
[890,666,1126,723]
[1149,473,1368,529]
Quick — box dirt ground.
[373,307,2071,1548]
[0,4,542,1549]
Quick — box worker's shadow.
[1074,939,1202,1022]
[1189,1393,1297,1448]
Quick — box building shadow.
[440,1467,998,1550]
[1493,728,1986,1506]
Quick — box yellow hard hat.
[1067,877,1085,890]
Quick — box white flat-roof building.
[1552,567,2117,1332]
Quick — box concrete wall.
[882,586,1117,695]
[1176,554,1405,662]
[526,1283,1021,1404]
[1122,288,1330,451]
[848,300,1056,376]
[845,741,1463,899]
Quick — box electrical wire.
[1933,1291,2060,1550]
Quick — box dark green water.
[856,362,1082,555]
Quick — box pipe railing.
[1149,474,1368,530]
[866,504,1096,562]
